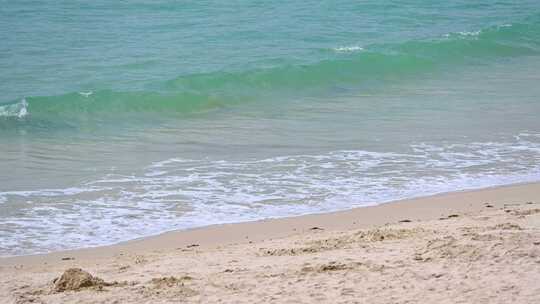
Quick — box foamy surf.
[1,134,540,256]
[0,99,28,118]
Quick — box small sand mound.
[417,236,484,262]
[318,262,350,272]
[300,262,351,273]
[355,228,424,242]
[262,247,319,256]
[53,268,107,292]
[150,276,192,289]
[300,261,384,274]
[144,276,198,298]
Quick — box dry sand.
[1,183,539,303]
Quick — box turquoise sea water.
[1,1,540,256]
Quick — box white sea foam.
[0,98,28,118]
[78,91,93,97]
[1,134,540,256]
[333,45,364,53]
[18,98,28,118]
[457,30,481,36]
[0,186,106,198]
[443,23,511,40]
[443,29,482,39]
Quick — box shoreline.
[2,181,539,303]
[2,181,538,266]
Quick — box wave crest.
[0,99,28,118]
[2,21,539,123]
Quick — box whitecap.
[78,91,93,97]
[0,98,28,118]
[333,45,364,53]
[457,30,481,36]
[443,29,481,39]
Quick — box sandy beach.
[1,182,539,303]
[3,1,540,303]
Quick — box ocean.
[1,1,540,256]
